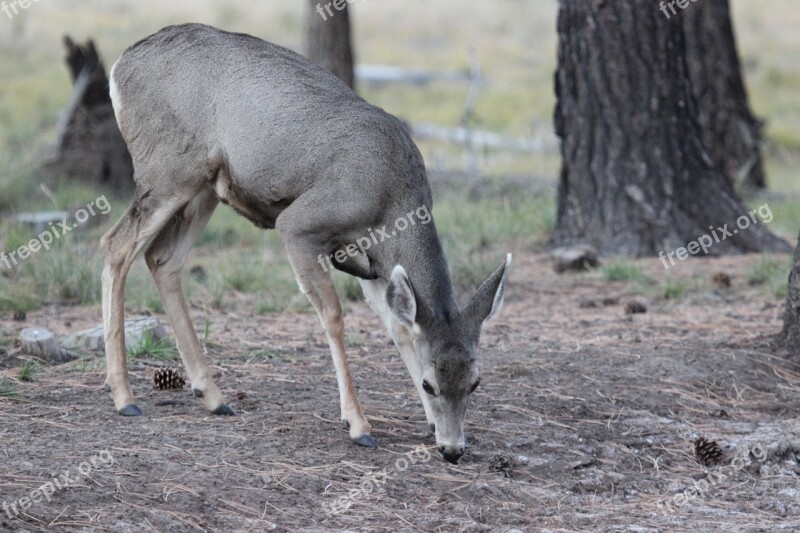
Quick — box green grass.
[335,274,363,302]
[602,263,649,283]
[748,256,789,285]
[344,334,367,347]
[660,279,687,301]
[247,348,294,362]
[0,181,113,311]
[70,358,107,373]
[0,245,102,308]
[0,335,12,351]
[17,360,39,382]
[435,189,554,289]
[127,331,180,361]
[0,379,19,399]
[0,279,38,312]
[747,255,791,298]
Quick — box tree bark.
[550,0,787,257]
[306,0,355,90]
[52,37,134,196]
[780,232,800,351]
[683,0,766,191]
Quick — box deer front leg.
[359,279,436,435]
[281,240,377,448]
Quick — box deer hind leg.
[359,279,436,435]
[144,188,233,415]
[102,189,192,416]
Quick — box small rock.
[624,300,647,315]
[551,245,599,273]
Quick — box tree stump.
[20,327,77,363]
[49,36,134,195]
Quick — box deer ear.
[464,253,512,331]
[386,265,417,330]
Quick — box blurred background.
[2,5,800,529]
[1,0,799,314]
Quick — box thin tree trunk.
[306,0,355,90]
[683,0,766,191]
[550,0,787,257]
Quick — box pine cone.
[624,300,647,315]
[488,453,514,477]
[711,272,732,289]
[153,368,186,390]
[694,437,725,466]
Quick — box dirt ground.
[1,251,799,532]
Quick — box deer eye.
[422,380,436,396]
[470,379,481,393]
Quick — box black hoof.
[212,404,236,416]
[118,404,142,417]
[353,434,379,448]
[193,389,204,398]
[103,384,111,393]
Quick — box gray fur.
[105,24,511,462]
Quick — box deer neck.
[383,218,459,325]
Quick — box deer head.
[386,254,511,463]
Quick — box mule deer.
[102,24,510,464]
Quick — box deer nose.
[439,445,464,464]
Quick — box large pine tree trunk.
[550,0,786,257]
[683,0,766,191]
[306,0,355,90]
[779,233,800,352]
